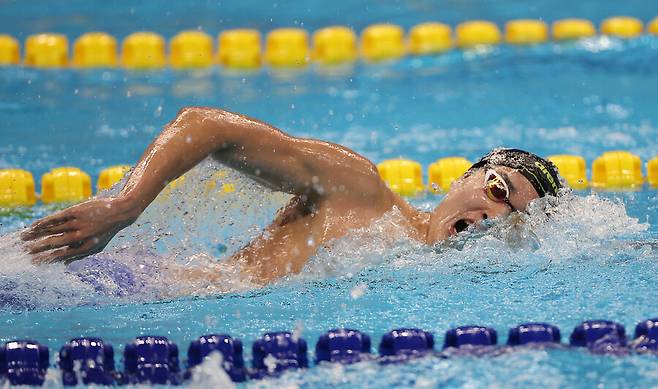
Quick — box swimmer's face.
[426,166,540,244]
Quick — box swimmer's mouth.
[450,219,473,236]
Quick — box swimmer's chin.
[424,219,449,244]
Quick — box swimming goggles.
[483,169,515,211]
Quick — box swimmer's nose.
[482,201,513,219]
[456,208,508,233]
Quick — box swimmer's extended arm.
[22,107,385,263]
[121,107,385,208]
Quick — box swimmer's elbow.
[175,106,226,123]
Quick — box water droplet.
[292,320,304,342]
[350,283,368,299]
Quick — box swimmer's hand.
[20,197,138,264]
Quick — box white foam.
[293,191,648,281]
[188,351,236,389]
[0,158,649,310]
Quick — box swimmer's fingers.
[32,239,98,265]
[21,211,75,240]
[26,230,85,255]
[31,209,74,229]
[21,219,77,241]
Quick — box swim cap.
[468,148,562,197]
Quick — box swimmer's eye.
[483,169,510,203]
[483,169,516,211]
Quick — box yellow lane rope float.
[2,15,654,70]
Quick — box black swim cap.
[468,148,562,197]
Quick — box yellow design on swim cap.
[534,161,559,194]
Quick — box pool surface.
[1,0,658,387]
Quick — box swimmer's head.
[426,148,563,244]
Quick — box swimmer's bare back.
[21,107,429,284]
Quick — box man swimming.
[20,107,562,284]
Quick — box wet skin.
[21,107,540,285]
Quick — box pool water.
[1,0,658,387]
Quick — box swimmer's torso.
[228,191,425,284]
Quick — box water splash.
[0,159,284,310]
[293,191,649,282]
[0,158,650,312]
[188,352,236,389]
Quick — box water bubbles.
[189,352,235,389]
[203,315,217,328]
[215,243,227,255]
[291,320,304,342]
[263,354,278,373]
[350,283,367,299]
[595,103,630,120]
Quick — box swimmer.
[21,107,562,284]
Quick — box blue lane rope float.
[250,331,308,379]
[0,340,49,386]
[123,336,182,385]
[378,328,434,362]
[444,325,497,348]
[59,337,118,386]
[1,318,657,386]
[507,322,561,346]
[186,334,246,382]
[0,15,656,69]
[315,329,372,364]
[569,320,627,355]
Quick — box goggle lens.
[484,170,510,203]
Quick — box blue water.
[1,0,658,387]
